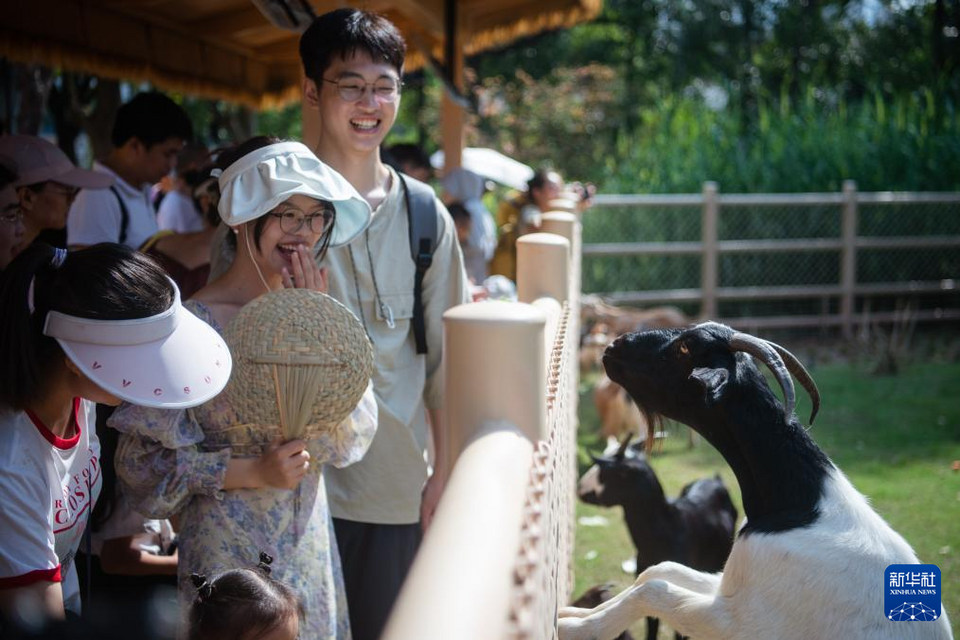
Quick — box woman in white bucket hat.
[109,137,378,638]
[0,243,231,620]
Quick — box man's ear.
[689,367,729,405]
[16,186,35,211]
[302,77,320,108]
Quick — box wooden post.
[440,0,464,174]
[840,180,858,340]
[701,181,719,321]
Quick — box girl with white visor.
[109,137,378,638]
[0,242,231,621]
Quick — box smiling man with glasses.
[300,9,470,640]
[0,135,113,250]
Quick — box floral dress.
[110,301,377,639]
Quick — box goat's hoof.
[558,606,593,619]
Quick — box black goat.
[559,322,952,640]
[577,438,736,640]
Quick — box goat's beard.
[635,401,662,453]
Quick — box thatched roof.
[0,0,602,109]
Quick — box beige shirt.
[324,168,470,524]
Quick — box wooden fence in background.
[585,182,960,337]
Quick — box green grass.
[573,362,960,637]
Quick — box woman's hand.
[282,245,328,293]
[256,438,310,490]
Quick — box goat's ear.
[689,366,729,405]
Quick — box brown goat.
[593,374,647,442]
[581,295,692,337]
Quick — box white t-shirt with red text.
[0,399,102,614]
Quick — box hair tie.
[257,552,274,575]
[191,573,214,600]
[26,249,69,314]
[51,247,67,269]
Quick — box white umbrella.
[430,147,535,191]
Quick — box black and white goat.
[559,322,952,639]
[578,439,737,640]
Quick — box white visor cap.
[44,279,232,409]
[217,141,372,246]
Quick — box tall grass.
[597,88,960,194]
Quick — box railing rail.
[383,208,582,640]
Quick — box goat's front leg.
[638,561,722,595]
[558,579,730,640]
[558,562,721,624]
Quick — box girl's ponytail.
[0,243,64,409]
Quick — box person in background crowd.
[156,143,210,233]
[0,160,25,271]
[440,168,497,284]
[67,92,193,250]
[490,168,587,281]
[141,166,221,298]
[300,9,470,639]
[0,243,227,621]
[384,142,432,182]
[110,138,377,639]
[447,202,471,247]
[186,553,302,640]
[0,135,113,249]
[75,415,178,614]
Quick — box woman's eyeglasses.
[323,77,402,103]
[269,207,335,235]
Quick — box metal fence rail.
[583,182,960,335]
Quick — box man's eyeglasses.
[323,77,402,103]
[0,208,23,225]
[269,206,335,235]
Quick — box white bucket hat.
[43,278,232,409]
[217,141,371,247]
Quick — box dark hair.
[527,168,559,194]
[299,8,406,84]
[0,161,17,189]
[447,202,471,225]
[184,165,221,228]
[0,243,173,410]
[187,556,303,640]
[111,91,193,149]
[384,143,430,174]
[218,136,335,261]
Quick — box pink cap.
[0,135,114,189]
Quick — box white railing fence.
[383,209,582,640]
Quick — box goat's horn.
[729,333,796,423]
[766,341,821,425]
[615,433,632,458]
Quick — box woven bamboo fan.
[223,288,374,440]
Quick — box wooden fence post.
[840,180,858,340]
[701,181,719,320]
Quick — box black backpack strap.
[109,186,130,245]
[399,173,439,355]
